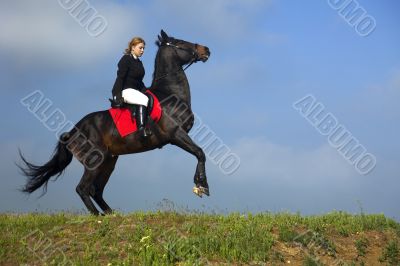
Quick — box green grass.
[303,256,322,266]
[0,211,399,265]
[379,240,400,265]
[355,237,369,258]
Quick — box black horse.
[18,30,211,215]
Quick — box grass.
[379,240,400,265]
[303,256,322,266]
[355,237,369,258]
[0,211,399,265]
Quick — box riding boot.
[129,104,136,122]
[135,105,152,138]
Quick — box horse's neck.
[151,54,191,106]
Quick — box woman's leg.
[122,88,152,137]
[122,88,148,106]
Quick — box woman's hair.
[124,37,146,54]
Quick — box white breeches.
[122,88,148,106]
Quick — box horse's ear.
[158,34,163,43]
[160,30,169,40]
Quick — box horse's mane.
[150,41,162,88]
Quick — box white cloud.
[148,0,276,43]
[351,69,400,120]
[228,137,355,185]
[3,134,399,218]
[0,0,143,69]
[0,0,282,72]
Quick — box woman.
[112,37,151,137]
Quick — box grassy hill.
[1,211,399,265]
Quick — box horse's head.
[157,30,210,65]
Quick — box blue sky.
[1,0,399,220]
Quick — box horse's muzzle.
[197,46,210,62]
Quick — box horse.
[18,30,211,215]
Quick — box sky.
[0,0,399,220]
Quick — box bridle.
[166,41,200,65]
[154,41,200,82]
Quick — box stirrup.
[138,126,152,138]
[143,127,152,137]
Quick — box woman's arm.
[112,55,129,99]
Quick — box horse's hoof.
[193,186,203,198]
[103,209,114,215]
[201,187,210,197]
[193,186,210,197]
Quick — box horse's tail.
[19,132,73,195]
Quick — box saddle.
[108,90,162,137]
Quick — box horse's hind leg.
[76,154,118,215]
[91,155,119,215]
[76,169,101,215]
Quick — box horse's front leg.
[171,128,210,197]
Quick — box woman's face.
[131,42,145,57]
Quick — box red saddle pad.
[108,90,162,137]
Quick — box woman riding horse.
[112,37,152,138]
[19,30,211,215]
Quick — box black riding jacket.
[112,54,146,98]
